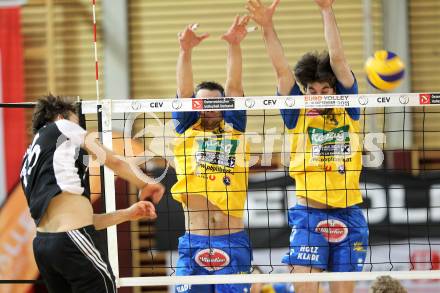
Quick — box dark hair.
[32,95,77,134]
[294,51,337,91]
[195,81,225,97]
[369,276,407,293]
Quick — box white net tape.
[82,93,426,114]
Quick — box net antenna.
[91,0,100,101]
[89,0,119,285]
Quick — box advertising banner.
[156,169,440,249]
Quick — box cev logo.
[263,99,277,106]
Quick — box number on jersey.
[20,133,41,187]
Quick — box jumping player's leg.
[290,265,322,293]
[64,226,116,293]
[214,231,252,292]
[328,207,368,293]
[329,281,355,293]
[33,236,72,293]
[33,226,116,293]
[175,233,214,293]
[175,256,214,293]
[175,231,252,293]
[282,205,330,293]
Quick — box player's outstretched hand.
[246,0,280,29]
[138,183,165,204]
[178,24,209,52]
[314,0,334,10]
[222,15,251,45]
[126,201,157,221]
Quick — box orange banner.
[0,185,38,293]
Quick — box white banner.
[82,93,440,114]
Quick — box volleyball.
[365,50,405,91]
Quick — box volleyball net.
[80,93,440,289]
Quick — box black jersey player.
[20,95,165,293]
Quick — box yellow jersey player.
[171,16,252,293]
[247,1,368,293]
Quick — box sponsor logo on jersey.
[309,126,350,145]
[311,144,351,157]
[338,165,345,174]
[223,176,231,186]
[308,126,351,157]
[353,241,367,252]
[315,219,348,243]
[176,284,191,292]
[197,138,238,154]
[195,248,230,271]
[311,157,352,164]
[198,163,232,174]
[195,151,236,168]
[296,246,320,262]
[195,138,238,168]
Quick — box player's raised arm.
[83,133,165,204]
[177,24,209,98]
[315,0,354,88]
[222,15,250,97]
[246,0,294,95]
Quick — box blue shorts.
[175,231,252,293]
[282,204,368,272]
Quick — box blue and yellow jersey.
[171,109,249,218]
[280,79,363,207]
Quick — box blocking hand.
[314,0,335,10]
[246,0,280,28]
[222,15,251,45]
[178,24,209,51]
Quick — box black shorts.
[33,225,116,293]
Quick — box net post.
[100,99,120,283]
